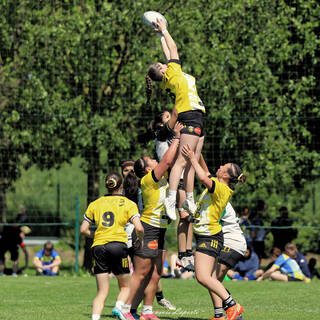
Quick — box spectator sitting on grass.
[290,243,311,279]
[33,241,61,276]
[256,243,309,282]
[227,246,263,281]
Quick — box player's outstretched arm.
[158,34,170,62]
[154,18,179,61]
[182,144,213,190]
[199,153,211,176]
[153,122,183,180]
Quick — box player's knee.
[195,272,208,286]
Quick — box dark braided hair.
[105,172,122,192]
[227,163,246,187]
[145,75,153,105]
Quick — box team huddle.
[80,15,246,320]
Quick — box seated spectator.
[256,243,309,282]
[308,258,320,279]
[227,246,263,281]
[170,253,194,280]
[33,241,61,276]
[271,206,298,251]
[264,247,282,270]
[290,243,311,279]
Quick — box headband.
[121,160,135,170]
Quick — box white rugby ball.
[142,11,168,28]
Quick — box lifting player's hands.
[153,18,168,33]
[173,121,184,138]
[181,144,195,161]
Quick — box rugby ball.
[142,11,168,28]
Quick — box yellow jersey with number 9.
[84,195,139,247]
[140,171,169,229]
[160,60,205,114]
[193,177,233,236]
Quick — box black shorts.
[92,242,130,275]
[218,246,244,269]
[135,221,166,259]
[178,179,185,191]
[128,229,138,262]
[195,231,223,258]
[0,244,19,262]
[178,110,205,137]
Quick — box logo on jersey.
[147,240,158,250]
[199,242,207,248]
[187,126,194,133]
[194,127,201,135]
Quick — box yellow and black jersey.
[193,177,233,236]
[84,195,139,247]
[140,170,169,229]
[160,60,205,114]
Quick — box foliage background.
[0,0,319,253]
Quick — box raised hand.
[153,18,168,33]
[173,121,184,138]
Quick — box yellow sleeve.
[128,201,140,221]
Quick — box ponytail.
[145,74,153,105]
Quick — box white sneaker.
[164,198,177,220]
[157,297,176,310]
[182,200,197,216]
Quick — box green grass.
[0,276,319,320]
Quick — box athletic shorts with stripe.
[135,221,166,259]
[92,241,130,275]
[195,231,223,258]
[218,246,244,269]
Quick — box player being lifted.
[145,18,206,224]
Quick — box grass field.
[0,275,319,320]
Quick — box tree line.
[1,1,319,253]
